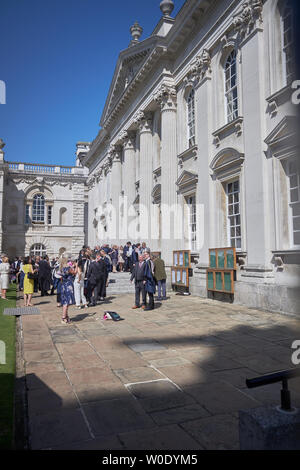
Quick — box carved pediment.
[210,147,244,181]
[101,44,154,125]
[151,184,161,204]
[264,116,299,159]
[176,170,198,194]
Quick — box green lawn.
[0,284,16,449]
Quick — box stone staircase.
[106,271,135,295]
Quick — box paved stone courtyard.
[17,285,300,450]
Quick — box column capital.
[119,130,136,150]
[108,144,122,163]
[154,83,177,112]
[134,111,153,134]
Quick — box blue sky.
[0,0,185,166]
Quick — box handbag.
[27,271,37,280]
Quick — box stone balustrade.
[7,162,88,176]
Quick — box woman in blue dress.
[59,258,75,324]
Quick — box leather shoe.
[132,305,140,309]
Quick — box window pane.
[293,217,300,231]
[294,231,300,245]
[290,175,298,188]
[290,189,299,203]
[292,202,300,217]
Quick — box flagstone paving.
[17,288,300,450]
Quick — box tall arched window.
[282,0,295,85]
[225,50,238,123]
[187,89,195,147]
[32,194,45,223]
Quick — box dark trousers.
[146,291,154,309]
[124,257,132,272]
[135,281,146,307]
[100,275,107,298]
[157,280,166,299]
[90,283,100,305]
[40,278,49,296]
[19,271,25,290]
[85,280,91,302]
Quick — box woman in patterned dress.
[59,257,75,324]
[22,256,35,307]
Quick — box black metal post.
[281,378,292,411]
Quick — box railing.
[8,162,75,175]
[60,167,72,174]
[8,163,19,170]
[24,164,55,173]
[246,368,300,411]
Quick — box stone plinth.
[239,405,300,450]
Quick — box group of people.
[85,242,152,273]
[0,240,168,324]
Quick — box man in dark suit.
[143,250,155,311]
[130,254,147,309]
[87,254,106,306]
[38,256,52,296]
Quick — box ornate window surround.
[210,147,246,252]
[265,115,300,251]
[25,186,54,227]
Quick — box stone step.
[106,272,135,294]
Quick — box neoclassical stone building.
[84,0,300,314]
[0,141,89,259]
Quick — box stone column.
[104,157,113,243]
[155,84,178,265]
[120,131,136,243]
[110,145,122,244]
[135,112,153,245]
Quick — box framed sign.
[209,248,236,270]
[171,267,189,288]
[173,250,191,268]
[206,269,234,294]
